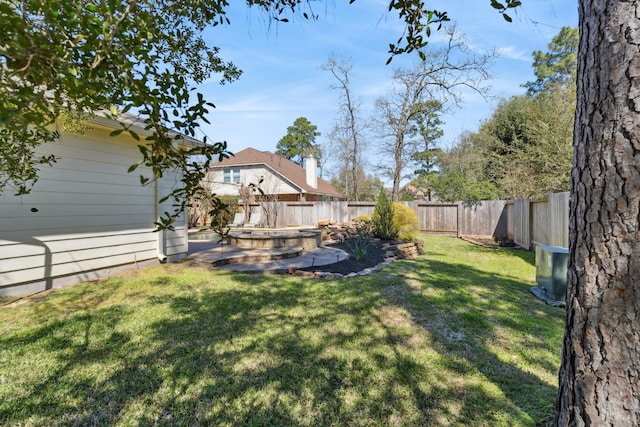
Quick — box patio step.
[211,246,304,266]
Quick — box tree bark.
[556,1,640,425]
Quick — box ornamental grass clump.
[347,217,373,261]
[392,202,420,241]
[372,189,399,239]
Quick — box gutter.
[87,113,205,148]
[155,179,168,263]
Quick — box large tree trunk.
[555,1,640,425]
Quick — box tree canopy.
[372,26,495,201]
[430,26,577,202]
[0,0,521,227]
[1,0,246,228]
[524,26,578,94]
[275,117,321,167]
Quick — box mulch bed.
[299,238,398,275]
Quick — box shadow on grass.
[383,256,563,422]
[0,247,563,426]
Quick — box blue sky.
[198,1,578,178]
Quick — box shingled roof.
[211,147,344,198]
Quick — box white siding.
[0,124,188,296]
[207,166,299,196]
[157,168,188,260]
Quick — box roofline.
[86,113,205,148]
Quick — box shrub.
[347,217,373,261]
[219,196,239,215]
[209,196,237,228]
[392,202,420,241]
[352,215,373,237]
[372,189,398,239]
[355,214,371,222]
[347,236,370,261]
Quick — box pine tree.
[372,189,398,239]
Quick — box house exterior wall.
[158,168,189,261]
[207,165,299,197]
[0,124,188,296]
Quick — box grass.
[0,235,564,426]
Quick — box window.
[223,168,241,184]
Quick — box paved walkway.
[187,239,349,274]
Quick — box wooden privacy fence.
[506,192,569,249]
[258,199,509,238]
[253,192,569,250]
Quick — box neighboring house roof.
[400,184,426,198]
[211,147,343,198]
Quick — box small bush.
[208,197,237,241]
[372,189,398,239]
[205,195,238,229]
[355,214,371,222]
[219,196,239,215]
[352,216,373,237]
[347,217,373,261]
[392,202,420,241]
[347,237,370,261]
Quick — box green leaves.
[489,0,521,23]
[0,0,241,228]
[275,117,322,167]
[524,27,578,95]
[1,0,525,229]
[0,126,59,195]
[385,1,450,63]
[372,188,399,239]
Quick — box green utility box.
[530,243,568,307]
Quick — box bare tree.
[372,26,496,200]
[256,175,281,228]
[322,55,367,201]
[238,183,256,225]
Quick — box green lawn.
[0,235,564,426]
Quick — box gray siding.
[0,123,188,296]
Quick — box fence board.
[548,192,569,247]
[347,202,376,220]
[457,200,508,238]
[531,200,550,246]
[238,193,570,251]
[513,198,531,249]
[413,203,458,233]
[506,201,515,241]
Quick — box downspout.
[155,178,168,263]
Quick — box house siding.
[206,148,344,201]
[0,124,188,296]
[158,168,188,260]
[207,166,299,196]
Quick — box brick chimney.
[305,157,317,189]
